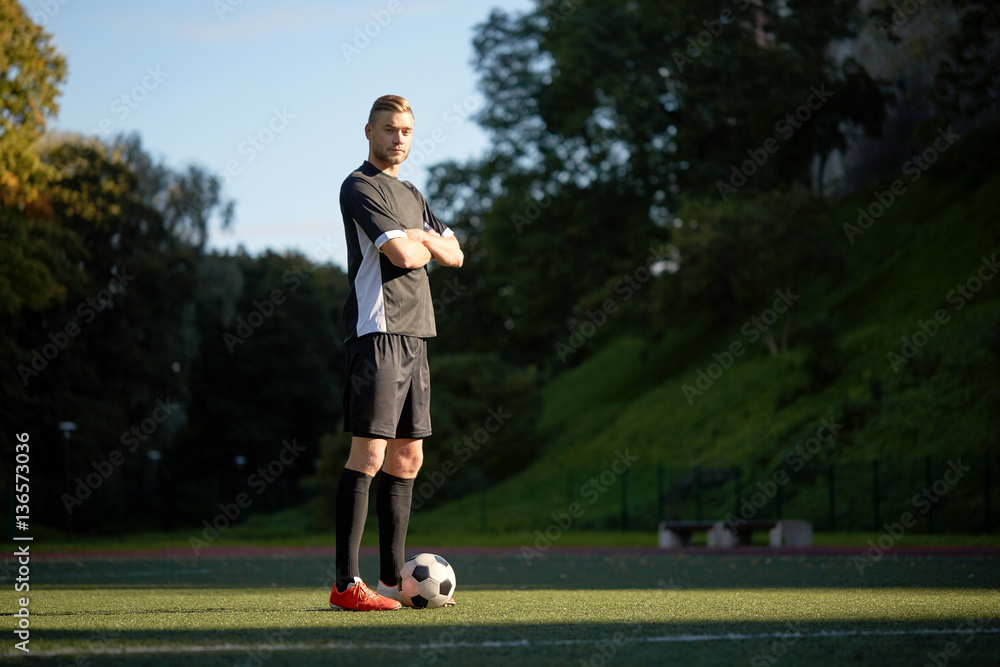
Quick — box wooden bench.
[658,520,812,548]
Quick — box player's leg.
[377,438,422,590]
[330,437,402,610]
[335,437,386,590]
[376,336,433,598]
[331,334,403,610]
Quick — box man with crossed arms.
[330,94,463,611]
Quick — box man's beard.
[374,143,408,165]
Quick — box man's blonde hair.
[368,95,412,125]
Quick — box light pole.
[148,450,162,530]
[234,455,247,524]
[58,421,77,541]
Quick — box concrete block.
[769,520,813,547]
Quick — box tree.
[428,0,885,365]
[0,0,70,316]
[472,1,886,194]
[930,1,999,122]
[2,133,233,531]
[669,187,843,354]
[0,0,66,207]
[176,250,349,519]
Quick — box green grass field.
[5,546,999,666]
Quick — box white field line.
[16,627,1000,657]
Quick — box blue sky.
[35,0,534,269]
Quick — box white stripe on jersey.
[376,229,406,247]
[354,222,387,338]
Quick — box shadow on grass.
[12,619,1000,667]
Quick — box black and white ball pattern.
[398,553,456,609]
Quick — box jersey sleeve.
[341,177,407,249]
[418,191,455,239]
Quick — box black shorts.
[343,334,431,440]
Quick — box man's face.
[366,110,413,168]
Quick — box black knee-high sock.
[377,472,415,586]
[335,468,373,591]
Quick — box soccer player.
[329,95,463,611]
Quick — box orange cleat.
[329,577,402,611]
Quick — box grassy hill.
[26,127,998,553]
[409,125,1000,540]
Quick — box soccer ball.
[398,553,456,609]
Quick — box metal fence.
[504,452,997,534]
[7,451,996,540]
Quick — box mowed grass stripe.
[15,627,1000,658]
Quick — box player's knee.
[407,450,424,475]
[408,444,424,470]
[398,453,423,477]
[387,447,422,478]
[347,446,385,476]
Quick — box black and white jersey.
[340,160,454,342]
